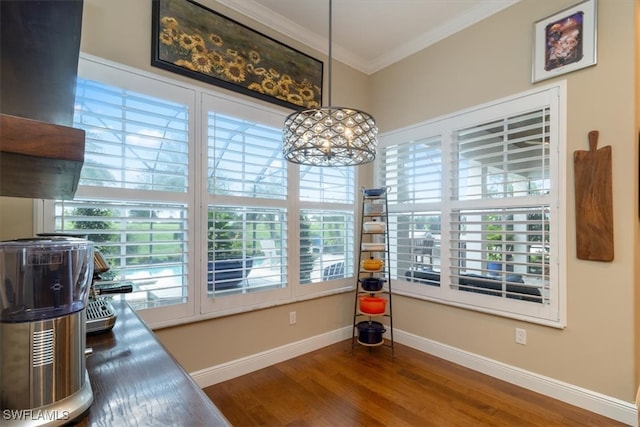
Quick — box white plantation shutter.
[299,209,355,284]
[379,84,563,326]
[299,166,355,203]
[380,136,443,276]
[382,135,442,205]
[76,79,190,192]
[208,112,287,199]
[54,74,194,314]
[448,207,548,303]
[205,97,288,299]
[452,109,551,201]
[449,108,551,303]
[54,200,189,309]
[299,166,356,285]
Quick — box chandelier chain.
[282,0,377,167]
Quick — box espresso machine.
[0,237,94,426]
[85,249,131,334]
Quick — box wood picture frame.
[532,0,597,83]
[151,0,323,110]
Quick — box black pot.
[359,277,385,292]
[356,321,386,344]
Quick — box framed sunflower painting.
[151,0,323,110]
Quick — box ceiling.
[216,0,520,75]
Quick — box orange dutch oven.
[359,296,387,314]
[362,258,384,271]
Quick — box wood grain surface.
[205,340,626,426]
[0,114,85,199]
[77,300,230,426]
[573,130,614,261]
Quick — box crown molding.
[214,0,519,75]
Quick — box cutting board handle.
[588,130,599,151]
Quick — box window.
[299,166,355,287]
[380,84,565,327]
[40,55,356,326]
[206,105,288,298]
[51,64,196,323]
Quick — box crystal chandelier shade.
[282,0,377,167]
[283,107,377,166]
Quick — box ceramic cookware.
[359,296,387,314]
[362,258,384,271]
[359,277,385,292]
[356,321,386,344]
[363,221,385,233]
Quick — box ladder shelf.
[352,187,394,356]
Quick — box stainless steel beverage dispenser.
[0,237,94,426]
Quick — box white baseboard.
[191,326,352,387]
[395,329,637,426]
[191,327,638,426]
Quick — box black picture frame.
[151,0,323,110]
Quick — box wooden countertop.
[78,300,230,426]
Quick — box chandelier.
[282,0,377,167]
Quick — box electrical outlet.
[515,328,527,345]
[289,311,297,325]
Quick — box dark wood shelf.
[0,114,85,199]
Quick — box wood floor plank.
[204,340,627,426]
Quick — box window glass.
[452,109,551,201]
[382,135,442,205]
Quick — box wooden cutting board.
[573,130,614,261]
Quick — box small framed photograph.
[532,0,597,83]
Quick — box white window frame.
[379,82,567,328]
[36,54,357,328]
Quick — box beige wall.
[1,0,638,405]
[0,198,34,239]
[372,0,638,402]
[634,0,640,402]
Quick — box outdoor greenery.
[486,214,514,263]
[68,204,351,286]
[299,214,314,284]
[527,210,550,274]
[209,210,248,260]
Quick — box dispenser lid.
[0,236,94,322]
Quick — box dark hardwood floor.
[204,340,627,426]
